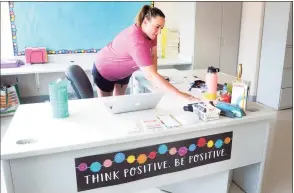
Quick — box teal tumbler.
[48,78,69,118]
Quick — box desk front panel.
[8,121,269,193]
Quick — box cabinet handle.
[218,37,221,46]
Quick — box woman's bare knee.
[113,84,128,96]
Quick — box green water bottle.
[49,78,69,118]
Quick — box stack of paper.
[157,28,180,59]
[141,119,164,131]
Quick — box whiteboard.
[9,2,151,56]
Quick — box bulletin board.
[9,1,152,56]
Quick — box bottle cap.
[207,66,220,73]
[183,105,193,112]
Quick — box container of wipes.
[49,78,69,118]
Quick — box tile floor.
[1,109,292,193]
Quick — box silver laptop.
[103,92,164,114]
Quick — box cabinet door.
[286,3,292,46]
[219,2,242,76]
[194,2,222,69]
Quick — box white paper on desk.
[157,115,181,128]
[170,79,184,84]
[169,76,185,84]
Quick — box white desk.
[1,83,276,193]
[132,69,237,95]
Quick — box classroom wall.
[237,2,265,98]
[154,2,196,60]
[1,2,196,100]
[1,2,195,60]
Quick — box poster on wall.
[75,131,233,192]
[9,1,152,56]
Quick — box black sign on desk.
[75,131,233,192]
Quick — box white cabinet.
[194,2,242,76]
[256,2,292,110]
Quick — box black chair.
[65,65,94,99]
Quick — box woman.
[92,5,198,101]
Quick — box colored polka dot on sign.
[127,155,136,164]
[207,140,214,148]
[224,137,231,144]
[197,138,206,147]
[12,36,16,40]
[169,147,177,155]
[114,152,125,163]
[178,147,188,156]
[158,144,168,155]
[78,163,87,171]
[148,151,156,159]
[189,144,196,151]
[10,17,15,22]
[90,162,101,173]
[215,139,223,149]
[137,154,147,164]
[103,159,112,168]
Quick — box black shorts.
[92,64,131,92]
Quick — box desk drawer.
[284,47,293,69]
[279,87,293,109]
[281,68,293,88]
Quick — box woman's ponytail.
[135,5,165,26]
[135,5,151,26]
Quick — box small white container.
[191,102,221,122]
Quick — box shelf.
[1,57,191,76]
[136,182,245,193]
[230,182,245,193]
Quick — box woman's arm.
[129,41,198,101]
[140,64,199,101]
[151,46,158,70]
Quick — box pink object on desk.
[25,47,48,64]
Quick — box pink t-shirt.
[95,24,157,81]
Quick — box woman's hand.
[140,65,200,102]
[178,92,200,101]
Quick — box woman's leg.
[96,86,113,97]
[113,84,128,96]
[92,64,115,97]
